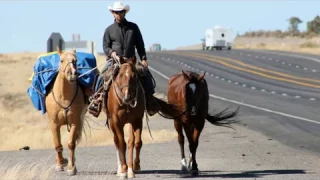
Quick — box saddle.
[102,62,148,91]
[89,61,149,118]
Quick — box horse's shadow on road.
[137,169,308,178]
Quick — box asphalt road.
[148,49,320,155]
[2,49,320,180]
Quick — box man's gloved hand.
[141,60,148,67]
[111,51,117,59]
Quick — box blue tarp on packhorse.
[27,51,98,114]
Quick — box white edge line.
[148,66,320,125]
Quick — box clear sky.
[1,0,320,53]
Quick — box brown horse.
[167,70,239,176]
[103,56,179,179]
[45,47,87,176]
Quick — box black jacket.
[103,19,147,61]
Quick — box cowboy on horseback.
[88,1,160,117]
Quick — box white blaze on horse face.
[125,67,130,77]
[188,83,197,115]
[188,83,196,94]
[124,67,130,101]
[124,89,129,101]
[191,106,196,115]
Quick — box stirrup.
[88,101,102,118]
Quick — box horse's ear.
[182,70,190,80]
[119,56,125,64]
[132,57,137,65]
[72,47,76,53]
[198,72,205,81]
[57,46,62,56]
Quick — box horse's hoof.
[119,172,127,179]
[117,169,122,176]
[55,158,68,172]
[180,158,189,174]
[67,166,77,176]
[180,166,189,174]
[190,169,199,176]
[133,164,141,172]
[128,171,135,178]
[55,165,64,172]
[128,168,135,178]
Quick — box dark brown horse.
[167,70,239,176]
[103,56,179,179]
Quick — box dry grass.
[0,157,116,180]
[240,30,319,39]
[0,157,56,180]
[174,36,320,55]
[0,52,177,152]
[234,36,320,55]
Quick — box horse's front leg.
[174,120,187,173]
[50,122,68,172]
[112,116,128,179]
[187,119,205,176]
[133,119,143,173]
[127,123,135,178]
[67,124,78,176]
[111,123,121,177]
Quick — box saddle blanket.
[26,51,99,114]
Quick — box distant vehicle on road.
[150,43,161,51]
[202,26,233,51]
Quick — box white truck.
[202,26,233,51]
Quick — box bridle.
[52,56,79,132]
[60,60,77,74]
[112,59,139,108]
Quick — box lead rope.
[138,80,153,140]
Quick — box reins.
[52,82,79,132]
[109,57,154,140]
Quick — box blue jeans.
[94,61,155,95]
[94,61,112,93]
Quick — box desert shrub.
[299,41,319,48]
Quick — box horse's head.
[57,46,78,83]
[114,56,139,105]
[182,70,205,116]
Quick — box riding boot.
[88,92,103,118]
[88,74,104,117]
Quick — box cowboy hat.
[108,1,130,14]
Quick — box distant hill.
[173,35,320,55]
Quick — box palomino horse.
[167,70,239,176]
[103,56,179,179]
[45,47,87,176]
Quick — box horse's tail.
[206,105,240,130]
[76,105,89,144]
[154,97,181,119]
[76,88,91,144]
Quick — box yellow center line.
[186,52,320,84]
[163,51,320,89]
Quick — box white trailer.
[203,26,233,51]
